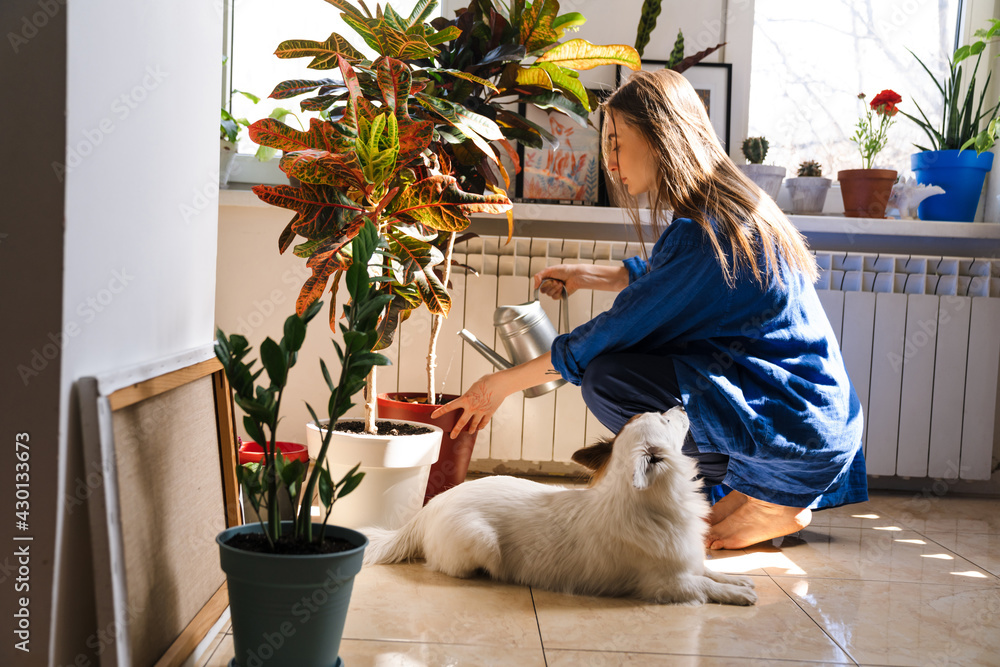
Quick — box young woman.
[432,68,866,550]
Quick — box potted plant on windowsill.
[254,0,641,506]
[838,89,901,218]
[738,136,785,201]
[903,18,1000,222]
[214,220,389,666]
[785,160,831,214]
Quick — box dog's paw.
[732,588,757,606]
[732,575,755,588]
[711,583,757,606]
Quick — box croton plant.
[248,0,640,421]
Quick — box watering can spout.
[458,329,513,371]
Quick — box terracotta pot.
[837,169,897,218]
[377,392,478,504]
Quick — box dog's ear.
[571,438,614,471]
[632,446,665,490]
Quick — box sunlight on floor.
[706,550,807,575]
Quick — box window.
[749,0,961,176]
[225,0,435,169]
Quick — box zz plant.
[215,220,391,547]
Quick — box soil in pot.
[224,531,357,555]
[334,419,434,436]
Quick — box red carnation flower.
[870,89,902,116]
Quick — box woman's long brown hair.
[603,68,818,287]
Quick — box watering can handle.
[535,278,571,334]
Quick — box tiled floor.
[199,490,1000,666]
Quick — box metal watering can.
[459,278,570,398]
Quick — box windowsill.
[219,189,1000,256]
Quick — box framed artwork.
[516,90,609,205]
[615,61,733,151]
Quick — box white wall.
[52,0,222,662]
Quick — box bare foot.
[705,496,811,550]
[706,489,748,525]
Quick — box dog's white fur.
[362,408,756,605]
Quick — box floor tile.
[922,531,1000,578]
[873,493,1000,534]
[533,576,852,662]
[809,498,901,529]
[546,650,854,665]
[343,562,542,648]
[339,638,546,665]
[774,576,1000,666]
[743,525,997,585]
[200,632,233,667]
[704,549,769,576]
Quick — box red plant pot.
[238,440,310,465]
[376,393,477,504]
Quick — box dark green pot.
[217,522,367,667]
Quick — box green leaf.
[318,465,334,508]
[534,62,590,110]
[269,78,342,100]
[283,312,307,352]
[426,25,462,46]
[535,39,642,71]
[554,12,586,32]
[278,458,307,498]
[336,467,365,499]
[274,34,363,69]
[237,393,273,424]
[428,68,499,92]
[520,0,560,53]
[407,0,438,26]
[242,417,267,449]
[414,93,503,141]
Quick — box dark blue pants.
[580,353,731,499]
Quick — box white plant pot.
[739,164,786,201]
[786,177,832,214]
[220,139,238,186]
[306,418,442,531]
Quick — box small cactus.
[797,160,823,177]
[742,137,769,164]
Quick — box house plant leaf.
[534,38,641,71]
[390,174,512,231]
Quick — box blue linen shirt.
[550,218,867,510]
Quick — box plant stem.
[366,368,377,433]
[426,232,456,405]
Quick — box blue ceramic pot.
[911,149,994,222]
[217,522,367,667]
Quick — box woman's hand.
[431,353,561,438]
[431,373,510,438]
[534,264,629,298]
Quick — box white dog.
[363,408,756,605]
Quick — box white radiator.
[375,236,1000,480]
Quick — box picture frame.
[516,89,610,206]
[80,348,241,667]
[616,61,733,151]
